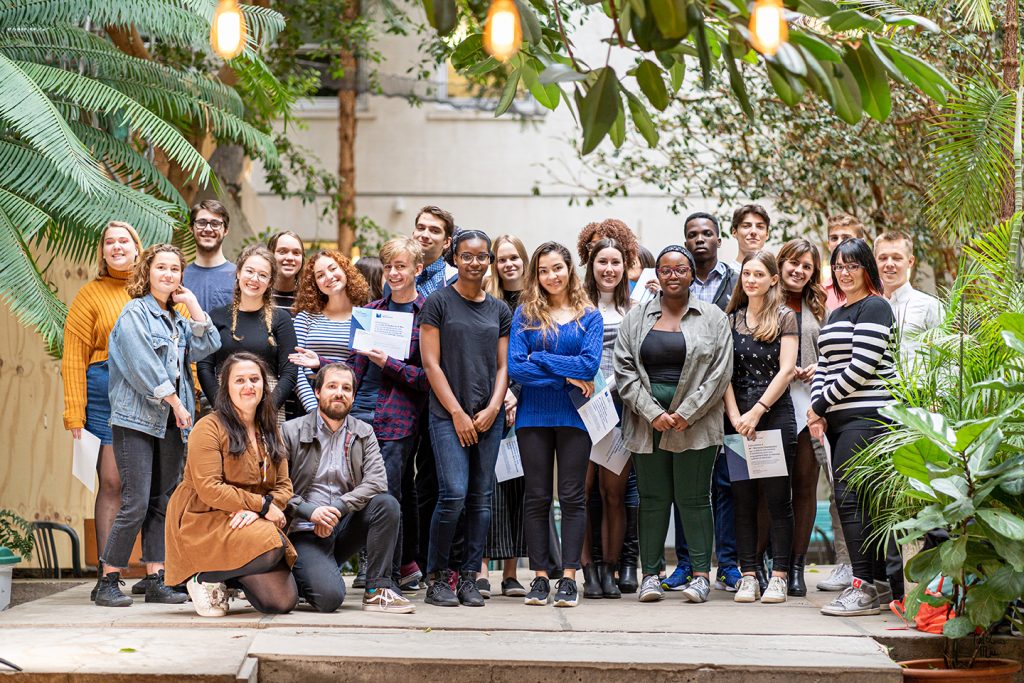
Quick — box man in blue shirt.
[183,199,236,313]
[411,206,458,297]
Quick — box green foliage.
[0,0,287,354]
[0,509,33,560]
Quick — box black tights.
[95,445,121,568]
[198,546,297,614]
[829,425,888,583]
[582,461,630,567]
[790,429,820,556]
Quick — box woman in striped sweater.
[509,241,603,608]
[288,250,370,413]
[808,238,896,618]
[62,221,141,601]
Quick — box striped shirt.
[294,312,352,412]
[810,295,896,425]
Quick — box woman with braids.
[198,245,297,423]
[510,241,603,608]
[287,250,371,413]
[165,352,297,617]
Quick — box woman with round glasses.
[613,246,732,605]
[809,238,896,618]
[198,245,298,423]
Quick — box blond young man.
[874,231,942,366]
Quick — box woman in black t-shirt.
[420,230,512,608]
[724,251,798,605]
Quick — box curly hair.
[576,219,639,271]
[230,245,278,347]
[777,239,827,323]
[96,221,142,279]
[126,244,186,299]
[293,249,370,314]
[519,241,593,340]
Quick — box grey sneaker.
[874,579,893,606]
[734,575,760,603]
[638,574,664,603]
[681,576,711,603]
[761,576,788,604]
[820,580,880,616]
[816,563,853,591]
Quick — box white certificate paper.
[351,306,414,360]
[72,428,101,493]
[495,429,524,482]
[723,429,788,481]
[630,268,659,305]
[572,373,618,444]
[590,427,631,475]
[790,380,812,434]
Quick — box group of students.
[62,199,940,617]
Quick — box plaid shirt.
[417,257,449,298]
[346,293,429,441]
[690,260,731,304]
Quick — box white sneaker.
[734,575,761,603]
[187,576,228,617]
[638,574,664,603]
[761,576,788,604]
[816,563,853,591]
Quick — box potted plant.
[0,509,33,611]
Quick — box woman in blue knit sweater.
[509,242,603,608]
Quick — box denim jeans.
[427,409,503,575]
[379,436,416,580]
[289,494,400,612]
[673,448,738,570]
[101,423,184,568]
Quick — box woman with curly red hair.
[576,219,640,277]
[289,250,370,413]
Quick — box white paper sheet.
[72,429,101,493]
[573,374,617,444]
[629,268,659,305]
[590,427,631,475]
[350,306,414,360]
[495,429,524,482]
[790,380,812,434]
[723,428,789,481]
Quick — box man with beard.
[184,200,236,313]
[282,363,415,613]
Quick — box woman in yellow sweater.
[62,221,142,600]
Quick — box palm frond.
[953,0,995,30]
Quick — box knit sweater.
[62,269,132,429]
[508,307,603,431]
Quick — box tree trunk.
[1000,0,1020,220]
[337,0,361,256]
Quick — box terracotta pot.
[900,658,1022,682]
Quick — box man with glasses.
[184,199,236,313]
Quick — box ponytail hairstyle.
[726,250,787,343]
[519,241,592,340]
[777,238,827,323]
[230,244,278,346]
[213,352,285,462]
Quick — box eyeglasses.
[458,253,491,264]
[241,267,271,283]
[657,266,692,277]
[833,263,863,274]
[194,219,225,230]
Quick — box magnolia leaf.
[636,59,670,110]
[828,9,883,31]
[580,67,620,155]
[669,60,686,93]
[625,90,659,147]
[843,43,891,121]
[609,104,626,148]
[767,62,803,105]
[539,63,588,84]
[649,0,690,39]
[451,34,484,70]
[722,43,753,118]
[788,32,842,63]
[879,44,953,105]
[515,0,542,44]
[880,13,941,32]
[495,70,520,117]
[826,60,862,124]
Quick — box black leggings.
[734,473,793,574]
[829,423,889,583]
[518,426,591,571]
[790,429,820,556]
[197,546,297,614]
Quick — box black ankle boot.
[600,562,621,599]
[754,569,769,595]
[788,554,807,596]
[94,572,132,607]
[618,505,640,593]
[583,563,603,598]
[145,569,189,604]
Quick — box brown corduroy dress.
[164,413,296,587]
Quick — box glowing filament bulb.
[750,0,788,57]
[483,0,522,63]
[211,0,246,60]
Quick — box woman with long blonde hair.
[484,234,528,308]
[509,241,603,608]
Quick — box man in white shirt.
[874,230,942,367]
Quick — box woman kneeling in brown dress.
[165,352,298,617]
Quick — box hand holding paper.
[72,428,101,493]
[351,307,414,360]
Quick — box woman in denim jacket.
[95,244,221,607]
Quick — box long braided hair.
[230,245,278,346]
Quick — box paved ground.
[0,566,951,682]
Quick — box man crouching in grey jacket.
[282,363,415,614]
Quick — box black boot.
[90,561,103,601]
[754,568,769,595]
[145,569,189,604]
[600,562,621,599]
[583,563,604,599]
[94,572,132,607]
[353,548,368,588]
[788,554,807,597]
[618,505,640,593]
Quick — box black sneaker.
[501,577,527,597]
[145,570,189,604]
[424,577,459,607]
[94,572,132,607]
[457,573,485,607]
[475,577,492,599]
[524,576,550,606]
[553,577,579,608]
[131,575,156,595]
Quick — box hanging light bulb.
[483,0,522,63]
[211,0,247,60]
[749,0,788,56]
